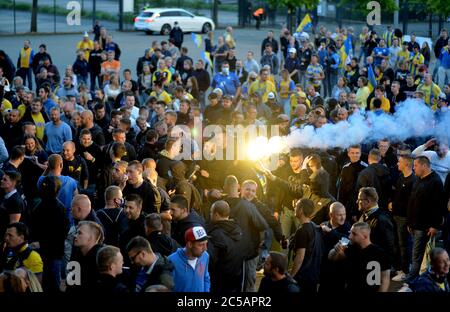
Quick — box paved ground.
[0,27,274,78]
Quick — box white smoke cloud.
[286,99,449,149]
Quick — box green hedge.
[0,0,237,23]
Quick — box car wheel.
[161,24,171,35]
[202,23,212,34]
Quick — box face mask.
[222,68,229,75]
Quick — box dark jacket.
[272,168,310,213]
[207,219,248,293]
[169,161,202,212]
[30,198,70,260]
[252,199,283,242]
[67,244,103,292]
[409,269,450,292]
[88,49,103,75]
[204,104,224,125]
[73,58,89,77]
[96,207,129,247]
[434,36,449,58]
[137,253,175,292]
[258,274,300,293]
[192,69,211,92]
[88,124,106,147]
[169,27,184,45]
[356,163,392,210]
[120,214,147,253]
[225,197,269,259]
[171,211,206,246]
[337,160,367,218]
[408,171,446,231]
[261,37,279,56]
[360,208,395,263]
[156,150,175,189]
[147,230,179,257]
[95,273,129,293]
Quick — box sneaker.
[392,271,407,282]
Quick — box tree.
[267,0,320,33]
[31,0,38,32]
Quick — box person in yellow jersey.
[417,74,441,107]
[409,45,424,77]
[17,40,35,90]
[249,67,276,103]
[21,97,49,141]
[149,81,172,106]
[278,69,295,116]
[76,32,94,61]
[2,222,43,276]
[370,85,390,112]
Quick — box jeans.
[90,72,101,91]
[432,59,441,82]
[393,216,410,273]
[280,207,299,239]
[77,74,88,86]
[259,229,273,265]
[17,67,33,90]
[244,256,259,292]
[43,259,63,292]
[438,67,450,90]
[326,70,338,98]
[406,229,430,282]
[281,98,291,117]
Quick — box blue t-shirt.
[38,175,77,225]
[44,121,72,154]
[372,47,389,66]
[43,98,57,115]
[211,73,240,96]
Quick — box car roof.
[142,8,192,13]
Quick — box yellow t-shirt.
[397,50,410,65]
[249,80,276,103]
[32,113,46,140]
[356,86,370,108]
[150,90,172,105]
[370,96,391,112]
[278,79,293,99]
[417,82,441,107]
[76,39,94,60]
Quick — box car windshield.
[139,12,153,18]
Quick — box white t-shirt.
[187,258,198,270]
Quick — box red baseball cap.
[185,226,209,243]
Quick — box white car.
[134,8,215,35]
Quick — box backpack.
[97,208,124,246]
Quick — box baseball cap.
[267,92,275,99]
[185,226,208,242]
[83,31,89,37]
[213,88,223,96]
[288,47,297,54]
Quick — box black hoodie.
[207,220,248,293]
[171,210,205,247]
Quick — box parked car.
[134,8,215,35]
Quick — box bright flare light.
[247,136,269,161]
